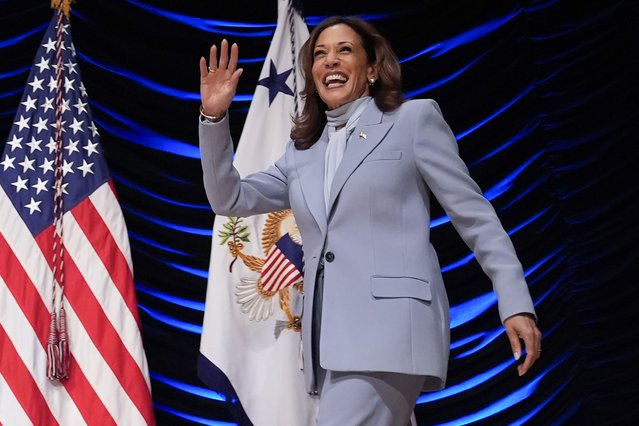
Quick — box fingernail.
[513,351,520,360]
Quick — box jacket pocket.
[364,150,402,162]
[370,276,432,301]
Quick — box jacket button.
[324,252,335,262]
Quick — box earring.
[368,78,376,86]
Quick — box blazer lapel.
[327,103,394,216]
[293,128,328,236]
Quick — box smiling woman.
[198,15,541,426]
[311,24,374,110]
[292,16,404,149]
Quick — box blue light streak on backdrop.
[431,162,545,228]
[404,53,486,98]
[137,283,206,311]
[401,9,519,62]
[126,0,276,36]
[151,372,226,401]
[434,353,571,425]
[0,66,30,79]
[457,85,535,141]
[0,23,48,48]
[0,88,23,100]
[124,206,212,236]
[165,261,209,279]
[92,102,202,159]
[417,358,514,404]
[128,230,192,255]
[112,172,211,210]
[469,117,543,167]
[138,304,202,334]
[78,53,253,102]
[154,402,237,426]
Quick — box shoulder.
[397,98,443,117]
[381,99,446,127]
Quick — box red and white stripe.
[260,247,303,293]
[0,183,155,425]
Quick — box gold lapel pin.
[359,131,368,140]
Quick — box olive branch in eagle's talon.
[218,217,250,272]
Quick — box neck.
[325,96,371,128]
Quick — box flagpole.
[288,0,303,118]
[47,0,72,381]
[51,0,74,20]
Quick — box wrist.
[200,105,226,123]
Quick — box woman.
[199,16,541,426]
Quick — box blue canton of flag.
[0,15,109,237]
[260,233,304,293]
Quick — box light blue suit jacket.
[199,99,536,393]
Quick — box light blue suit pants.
[313,262,425,426]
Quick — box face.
[312,24,376,110]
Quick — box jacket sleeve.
[199,115,291,217]
[412,99,536,322]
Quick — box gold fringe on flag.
[51,0,74,19]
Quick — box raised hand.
[199,39,243,119]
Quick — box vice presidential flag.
[198,0,317,424]
[0,5,154,425]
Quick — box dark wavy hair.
[291,16,404,150]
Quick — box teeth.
[325,74,347,84]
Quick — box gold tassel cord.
[51,0,74,19]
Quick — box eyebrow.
[314,41,355,48]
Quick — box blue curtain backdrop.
[1,1,637,425]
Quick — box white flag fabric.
[0,7,154,426]
[198,1,317,425]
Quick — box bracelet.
[200,105,226,123]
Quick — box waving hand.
[199,39,243,120]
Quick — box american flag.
[0,7,155,425]
[260,233,304,293]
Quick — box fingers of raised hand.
[229,42,239,73]
[199,56,208,78]
[206,40,239,76]
[216,39,227,70]
[208,45,217,72]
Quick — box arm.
[198,39,290,217]
[413,99,541,374]
[199,116,290,216]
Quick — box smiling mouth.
[324,73,348,88]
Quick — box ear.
[367,63,377,81]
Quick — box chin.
[322,94,356,110]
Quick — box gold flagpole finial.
[51,0,74,19]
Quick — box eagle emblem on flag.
[218,209,303,334]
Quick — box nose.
[325,50,339,67]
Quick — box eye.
[313,49,326,57]
[339,46,352,53]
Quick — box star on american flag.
[0,20,109,237]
